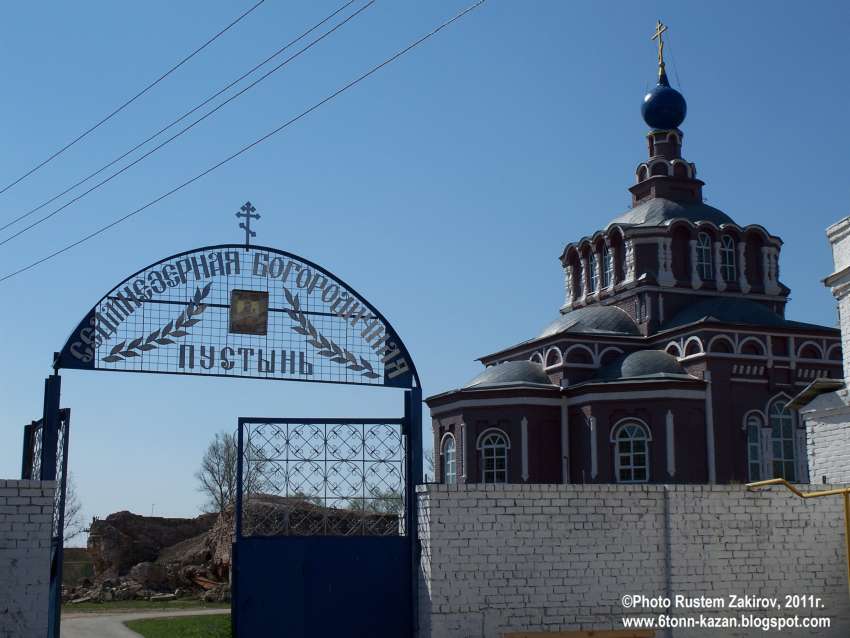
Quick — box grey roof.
[539,305,640,339]
[594,349,690,382]
[464,360,555,389]
[608,198,735,228]
[788,378,845,411]
[663,297,825,331]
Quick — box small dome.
[595,349,687,381]
[641,73,686,130]
[464,360,554,389]
[539,306,640,339]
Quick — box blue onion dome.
[641,70,687,130]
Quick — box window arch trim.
[796,340,825,360]
[696,232,714,281]
[707,335,736,353]
[476,427,510,484]
[609,418,653,443]
[440,432,457,485]
[738,336,766,356]
[610,418,651,484]
[476,427,512,450]
[765,393,796,482]
[544,347,564,369]
[720,235,737,282]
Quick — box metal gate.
[21,402,70,638]
[233,410,416,637]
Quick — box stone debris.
[63,495,398,604]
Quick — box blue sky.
[0,1,848,540]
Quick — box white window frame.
[476,428,510,484]
[720,235,736,282]
[696,232,714,281]
[588,251,598,293]
[769,399,796,481]
[745,412,763,482]
[611,420,651,484]
[441,433,457,485]
[602,244,613,288]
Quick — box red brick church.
[427,27,842,486]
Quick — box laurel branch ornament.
[283,286,380,380]
[101,283,212,363]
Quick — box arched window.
[602,244,613,288]
[745,413,763,481]
[697,233,714,280]
[588,253,598,293]
[612,421,650,483]
[477,430,509,484]
[441,435,456,485]
[720,236,736,282]
[769,399,795,481]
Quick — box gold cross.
[651,20,668,75]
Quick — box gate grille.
[22,409,70,539]
[238,419,406,537]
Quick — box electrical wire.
[0,0,487,284]
[0,0,360,235]
[0,0,265,197]
[0,0,375,247]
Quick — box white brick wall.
[826,216,850,384]
[418,484,850,638]
[0,479,55,638]
[804,400,850,484]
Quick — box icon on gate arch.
[229,289,269,335]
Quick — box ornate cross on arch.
[236,201,260,248]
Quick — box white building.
[791,216,850,483]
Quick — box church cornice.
[559,219,781,264]
[477,317,839,368]
[562,283,791,316]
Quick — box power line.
[0,0,360,234]
[0,0,265,197]
[0,1,375,247]
[0,0,487,285]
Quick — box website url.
[622,614,831,631]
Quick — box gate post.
[21,422,35,479]
[405,387,423,636]
[41,373,62,638]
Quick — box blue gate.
[233,392,420,637]
[20,395,70,638]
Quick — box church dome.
[595,349,688,381]
[663,297,794,330]
[642,72,686,130]
[538,305,640,339]
[608,198,735,228]
[464,360,554,389]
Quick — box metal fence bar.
[237,417,406,538]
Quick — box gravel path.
[61,608,230,638]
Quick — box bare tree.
[63,474,85,544]
[424,447,435,482]
[196,431,238,514]
[196,430,268,514]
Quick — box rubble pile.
[64,497,399,604]
[64,510,224,604]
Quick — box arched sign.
[56,244,418,389]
